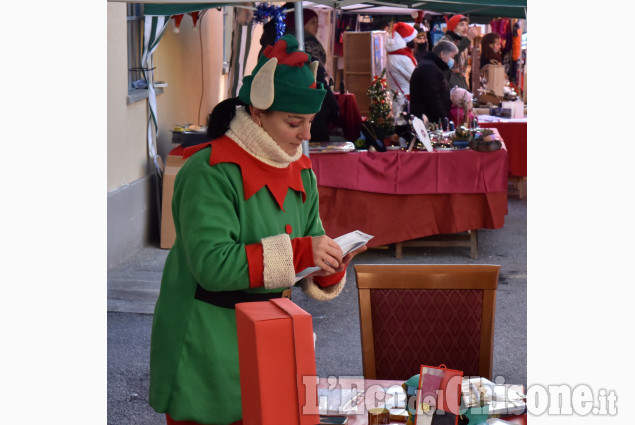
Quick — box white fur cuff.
[300,272,346,301]
[262,234,296,289]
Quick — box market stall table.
[311,140,508,258]
[478,117,527,199]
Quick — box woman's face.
[489,38,501,53]
[252,108,315,156]
[305,17,319,37]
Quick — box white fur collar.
[225,107,302,168]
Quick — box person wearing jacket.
[439,14,477,90]
[149,34,365,425]
[310,64,340,142]
[410,40,458,124]
[284,8,340,141]
[385,22,417,124]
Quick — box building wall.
[107,5,262,269]
[107,2,148,192]
[153,9,226,160]
[108,2,155,269]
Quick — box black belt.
[194,284,290,309]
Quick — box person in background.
[439,14,477,90]
[479,32,502,70]
[310,64,340,142]
[285,8,326,67]
[149,34,365,425]
[412,10,429,63]
[285,8,339,141]
[409,40,458,124]
[258,18,279,59]
[385,22,418,122]
[413,29,429,64]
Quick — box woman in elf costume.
[149,34,365,425]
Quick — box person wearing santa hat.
[439,14,477,90]
[385,21,417,124]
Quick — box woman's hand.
[311,235,343,274]
[311,243,368,277]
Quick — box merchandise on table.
[309,141,356,154]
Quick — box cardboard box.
[160,151,187,249]
[501,101,524,119]
[236,299,320,425]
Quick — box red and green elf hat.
[239,34,326,114]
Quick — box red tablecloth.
[478,119,527,177]
[311,147,509,247]
[311,148,508,195]
[333,92,362,142]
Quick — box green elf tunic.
[149,107,345,425]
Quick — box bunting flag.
[142,15,170,177]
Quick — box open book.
[294,230,374,282]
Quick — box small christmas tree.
[367,69,395,140]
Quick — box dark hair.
[480,32,502,64]
[206,97,248,139]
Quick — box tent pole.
[294,1,305,50]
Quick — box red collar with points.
[182,136,312,211]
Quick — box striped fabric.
[228,12,254,98]
[142,15,170,177]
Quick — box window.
[127,3,145,91]
[127,3,163,104]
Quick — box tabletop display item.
[171,123,208,147]
[449,125,501,152]
[468,128,502,152]
[366,69,395,140]
[368,407,391,424]
[360,121,387,152]
[414,365,464,425]
[309,141,356,154]
[450,87,473,128]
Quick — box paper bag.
[484,64,506,97]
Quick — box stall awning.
[309,0,526,19]
[113,0,526,19]
[144,3,230,16]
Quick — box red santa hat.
[392,22,416,43]
[446,14,467,32]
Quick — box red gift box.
[236,299,319,425]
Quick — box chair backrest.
[354,264,499,381]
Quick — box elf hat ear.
[250,57,278,110]
[310,60,319,81]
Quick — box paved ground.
[107,195,526,425]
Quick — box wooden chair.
[354,264,500,381]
